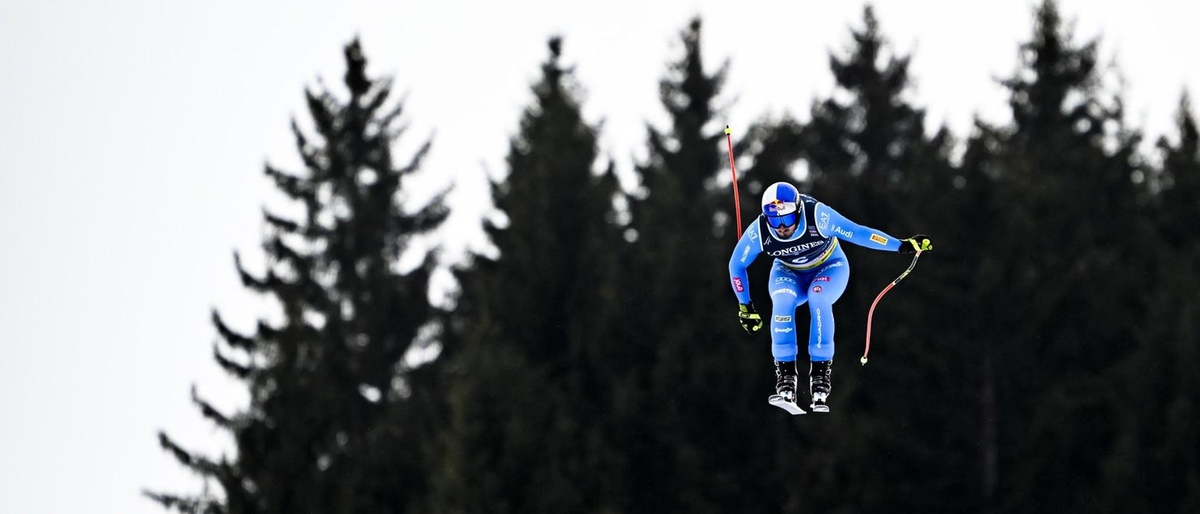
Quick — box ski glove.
[898,234,934,254]
[738,303,763,334]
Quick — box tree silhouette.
[148,39,447,514]
[429,36,624,514]
[972,1,1151,511]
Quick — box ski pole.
[725,125,743,238]
[861,249,923,365]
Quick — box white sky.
[1,1,1196,513]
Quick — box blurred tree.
[428,36,625,514]
[802,6,933,215]
[798,3,954,327]
[611,14,903,512]
[611,17,793,513]
[784,6,970,513]
[951,124,1009,514]
[970,1,1152,511]
[1098,95,1200,514]
[136,4,1200,514]
[147,39,448,514]
[1155,93,1200,248]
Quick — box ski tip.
[724,125,732,134]
[768,395,807,415]
[860,356,868,365]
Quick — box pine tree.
[953,123,1011,514]
[603,18,802,513]
[796,5,952,382]
[147,39,447,514]
[1098,94,1200,514]
[429,36,624,514]
[779,7,971,512]
[975,1,1151,511]
[1156,93,1200,248]
[802,6,931,216]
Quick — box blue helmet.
[761,182,800,229]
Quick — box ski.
[768,394,807,415]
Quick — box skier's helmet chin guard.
[761,182,800,230]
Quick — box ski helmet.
[761,182,800,229]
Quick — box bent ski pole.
[861,249,923,365]
[725,125,743,238]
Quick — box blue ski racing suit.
[728,193,903,364]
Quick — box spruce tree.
[1156,93,1200,248]
[609,17,801,513]
[429,37,624,514]
[953,124,1011,514]
[797,4,951,352]
[782,7,970,512]
[1099,95,1200,514]
[802,6,930,214]
[148,39,447,514]
[976,1,1151,510]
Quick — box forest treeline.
[148,1,1200,512]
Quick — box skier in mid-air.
[728,181,933,415]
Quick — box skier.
[728,182,932,415]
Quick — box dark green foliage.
[1098,96,1200,514]
[1156,94,1200,247]
[968,3,1152,511]
[429,36,625,514]
[150,39,447,514]
[620,18,757,514]
[780,6,975,513]
[155,3,1200,513]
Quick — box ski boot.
[809,359,832,413]
[768,360,806,415]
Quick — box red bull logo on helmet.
[764,198,797,216]
[761,182,800,215]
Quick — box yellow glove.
[899,234,933,254]
[738,303,763,334]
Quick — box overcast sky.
[2,1,1197,513]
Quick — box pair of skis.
[768,393,828,416]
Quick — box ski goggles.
[766,212,799,229]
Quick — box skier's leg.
[768,261,807,362]
[805,257,848,362]
[805,257,849,412]
[768,262,807,410]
